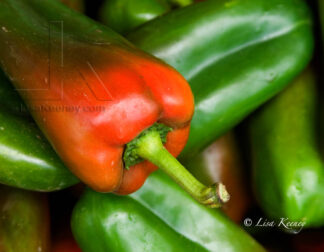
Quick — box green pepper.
[99,0,171,34]
[127,0,314,161]
[0,186,50,252]
[250,68,324,227]
[0,70,78,191]
[72,170,265,252]
[99,0,194,35]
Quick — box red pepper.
[0,0,229,207]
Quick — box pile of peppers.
[0,0,324,251]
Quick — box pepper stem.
[127,127,230,208]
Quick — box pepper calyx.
[123,123,172,169]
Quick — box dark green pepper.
[72,170,265,252]
[250,68,324,227]
[0,186,50,252]
[127,0,314,161]
[0,69,28,116]
[0,70,78,191]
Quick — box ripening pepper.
[0,0,229,207]
[250,68,324,227]
[127,0,314,161]
[0,186,50,252]
[72,169,265,252]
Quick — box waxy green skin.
[99,0,171,34]
[0,71,78,191]
[0,186,50,252]
[127,0,314,160]
[250,69,324,227]
[72,170,265,252]
[99,0,193,34]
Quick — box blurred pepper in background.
[250,68,324,227]
[0,186,50,252]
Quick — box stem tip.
[201,183,230,208]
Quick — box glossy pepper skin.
[0,0,194,194]
[0,70,78,191]
[127,0,314,160]
[250,68,324,227]
[99,0,193,34]
[186,132,250,223]
[0,186,50,252]
[72,170,265,252]
[99,0,171,34]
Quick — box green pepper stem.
[134,129,230,208]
